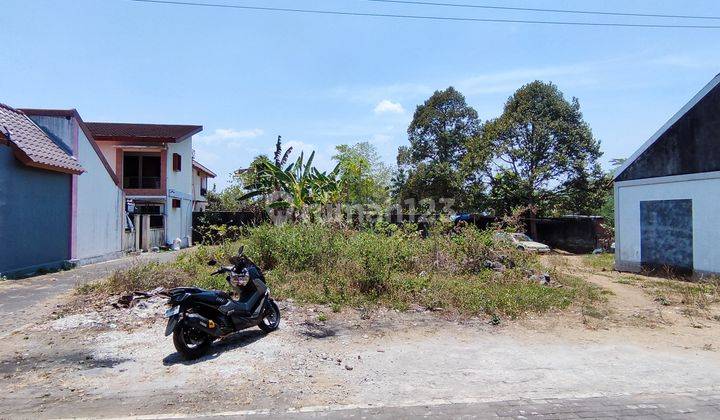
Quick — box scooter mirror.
[208,259,217,266]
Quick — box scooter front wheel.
[173,322,212,360]
[259,299,281,333]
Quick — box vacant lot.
[76,224,605,320]
[1,254,720,419]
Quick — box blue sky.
[2,0,720,190]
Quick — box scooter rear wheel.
[259,299,281,333]
[173,322,212,360]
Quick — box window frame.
[123,152,162,190]
[173,153,182,172]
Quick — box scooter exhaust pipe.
[183,313,222,337]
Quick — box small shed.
[0,104,84,276]
[614,74,720,276]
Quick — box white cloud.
[649,54,716,69]
[370,133,392,144]
[455,63,599,95]
[374,100,406,115]
[332,83,430,104]
[196,128,264,144]
[332,55,644,107]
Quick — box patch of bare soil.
[541,254,720,340]
[2,256,720,419]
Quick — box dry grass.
[583,253,615,272]
[617,274,720,320]
[77,223,606,319]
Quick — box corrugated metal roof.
[0,103,84,174]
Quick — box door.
[640,199,693,273]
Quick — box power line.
[125,0,720,29]
[363,0,720,21]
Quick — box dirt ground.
[2,255,720,419]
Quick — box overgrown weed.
[78,223,604,318]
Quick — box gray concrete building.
[614,73,720,276]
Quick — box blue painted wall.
[0,144,71,276]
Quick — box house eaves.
[0,103,84,175]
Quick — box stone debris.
[484,260,506,272]
[39,289,169,333]
[529,273,551,285]
[47,313,104,331]
[116,287,167,309]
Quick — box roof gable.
[0,104,84,174]
[615,74,720,181]
[192,159,216,178]
[21,108,120,186]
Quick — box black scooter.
[164,246,280,359]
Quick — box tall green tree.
[333,142,390,205]
[594,158,625,227]
[396,87,484,208]
[483,81,603,237]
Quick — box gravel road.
[1,254,720,419]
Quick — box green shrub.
[80,222,602,318]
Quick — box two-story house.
[192,159,216,211]
[85,122,206,251]
[1,104,215,276]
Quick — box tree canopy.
[395,87,483,208]
[333,142,390,205]
[483,81,603,220]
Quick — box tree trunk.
[528,194,538,240]
[529,212,538,240]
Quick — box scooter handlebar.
[211,266,234,275]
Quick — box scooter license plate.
[165,306,180,317]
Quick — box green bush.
[80,222,601,318]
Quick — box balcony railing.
[123,176,161,189]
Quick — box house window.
[134,204,163,214]
[149,215,164,229]
[123,153,161,189]
[172,198,181,208]
[200,176,208,196]
[173,153,182,171]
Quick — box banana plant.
[239,150,342,218]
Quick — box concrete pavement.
[72,392,720,419]
[0,251,181,336]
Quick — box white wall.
[97,141,116,174]
[615,172,720,274]
[192,168,204,201]
[165,137,194,246]
[75,124,124,261]
[192,167,209,212]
